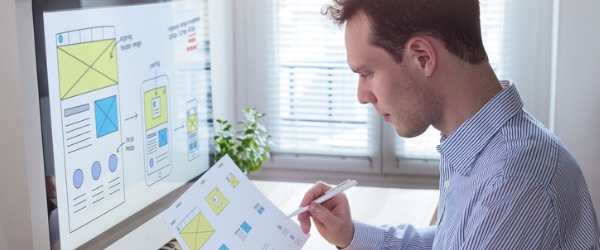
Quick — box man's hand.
[298,181,355,248]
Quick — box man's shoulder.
[498,111,567,185]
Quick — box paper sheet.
[162,155,309,250]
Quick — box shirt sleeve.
[341,222,436,250]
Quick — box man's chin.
[394,126,427,138]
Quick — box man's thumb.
[309,203,332,222]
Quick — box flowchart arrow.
[125,112,138,121]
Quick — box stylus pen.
[285,179,358,220]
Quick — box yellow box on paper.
[179,212,214,249]
[205,187,229,215]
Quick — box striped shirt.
[344,83,600,249]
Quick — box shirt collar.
[437,81,523,176]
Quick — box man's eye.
[359,72,373,78]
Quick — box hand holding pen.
[287,179,358,219]
[296,179,358,248]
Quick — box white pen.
[285,179,358,220]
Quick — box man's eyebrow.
[349,64,366,73]
[349,57,375,73]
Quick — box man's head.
[325,0,491,137]
[344,10,444,137]
[323,0,487,65]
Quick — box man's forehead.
[345,12,371,46]
[345,10,370,31]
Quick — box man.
[298,0,600,249]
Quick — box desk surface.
[253,180,439,249]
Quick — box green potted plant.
[212,108,272,174]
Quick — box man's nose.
[357,81,376,104]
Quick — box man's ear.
[405,36,437,78]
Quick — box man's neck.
[433,60,503,137]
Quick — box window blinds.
[268,0,373,156]
[269,0,508,160]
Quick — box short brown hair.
[323,0,488,64]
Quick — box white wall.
[210,0,236,123]
[0,0,49,249]
[554,0,600,223]
[0,2,28,249]
[504,0,554,126]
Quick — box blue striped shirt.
[344,83,600,249]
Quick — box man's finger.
[299,182,332,207]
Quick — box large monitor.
[32,0,214,248]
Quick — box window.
[268,0,372,157]
[235,0,554,184]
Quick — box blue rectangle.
[219,244,229,250]
[94,95,119,138]
[189,141,197,150]
[240,221,252,234]
[158,128,168,147]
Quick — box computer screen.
[32,0,213,248]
